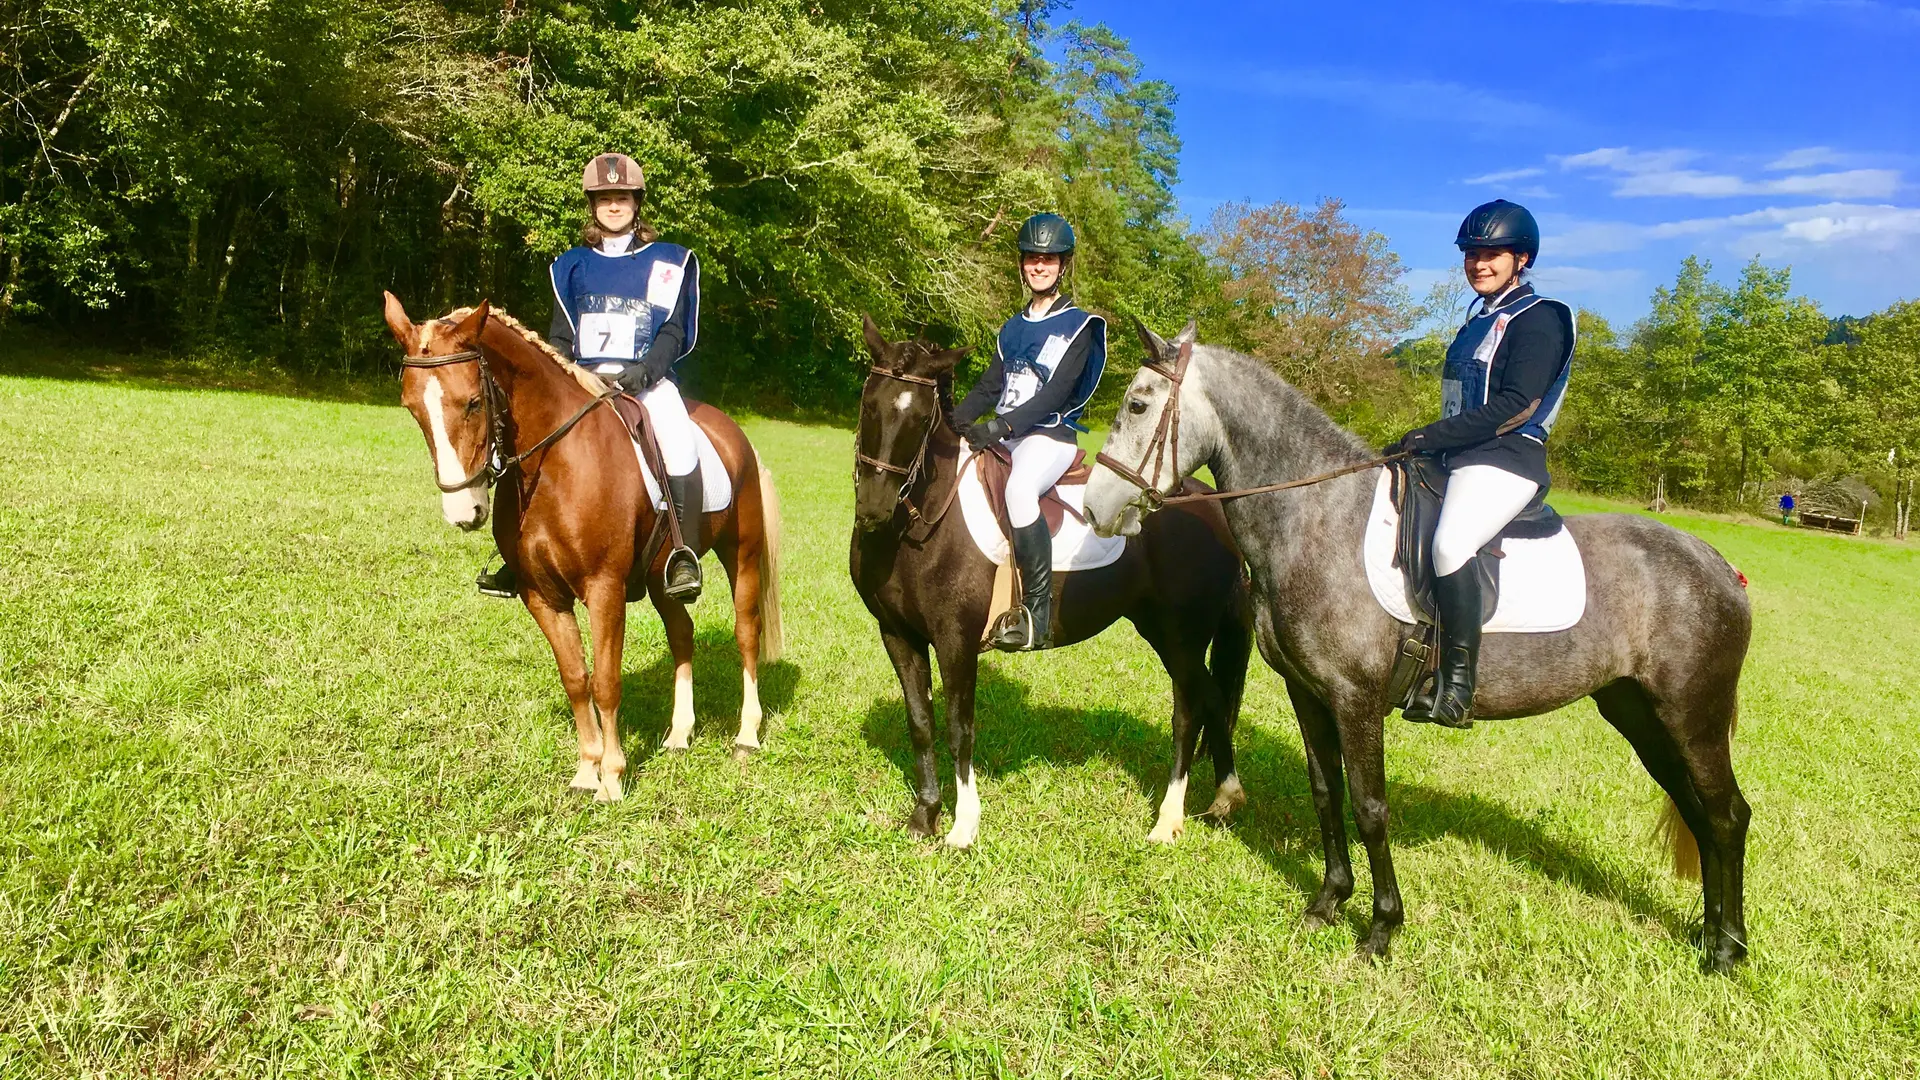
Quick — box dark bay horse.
[383,295,783,800]
[1085,321,1753,973]
[850,318,1254,847]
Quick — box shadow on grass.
[860,664,1690,942]
[615,625,800,766]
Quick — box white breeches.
[640,379,698,476]
[1432,464,1541,577]
[1004,432,1080,528]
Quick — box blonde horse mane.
[446,305,610,396]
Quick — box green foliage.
[0,0,1209,410]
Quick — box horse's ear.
[933,346,969,372]
[383,291,414,347]
[1132,315,1173,362]
[860,313,891,361]
[453,300,491,343]
[1173,318,1198,349]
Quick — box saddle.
[1385,456,1564,705]
[972,443,1093,542]
[608,392,681,603]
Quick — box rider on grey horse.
[951,213,1108,652]
[476,152,707,603]
[1384,199,1575,727]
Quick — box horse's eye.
[464,397,482,414]
[1128,399,1148,415]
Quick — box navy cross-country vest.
[1442,288,1576,444]
[548,242,699,371]
[994,302,1107,432]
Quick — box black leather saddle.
[1385,456,1563,705]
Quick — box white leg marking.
[663,661,696,749]
[945,773,981,849]
[734,669,763,751]
[596,708,625,803]
[1205,773,1247,819]
[570,758,600,792]
[424,376,486,527]
[1148,775,1188,843]
[894,390,916,412]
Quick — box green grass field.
[3,372,1918,1078]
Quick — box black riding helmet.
[1017,212,1075,255]
[1455,199,1540,265]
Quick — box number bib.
[578,312,638,360]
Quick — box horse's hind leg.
[719,538,764,758]
[523,593,602,793]
[1594,678,1750,972]
[1286,680,1357,928]
[1202,600,1253,820]
[934,636,982,849]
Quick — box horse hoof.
[730,743,757,763]
[906,807,940,839]
[569,762,601,792]
[1301,908,1339,931]
[1204,774,1247,819]
[1146,821,1184,844]
[662,741,689,754]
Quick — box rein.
[399,343,621,493]
[1094,340,1408,510]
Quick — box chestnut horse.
[383,295,782,801]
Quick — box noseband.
[398,337,620,494]
[854,365,945,524]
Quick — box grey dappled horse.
[1084,321,1753,974]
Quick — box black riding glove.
[964,418,1010,452]
[1384,429,1432,456]
[614,365,655,394]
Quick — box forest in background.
[3,0,1914,527]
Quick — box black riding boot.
[476,552,517,598]
[1425,565,1483,728]
[663,464,704,604]
[991,520,1053,652]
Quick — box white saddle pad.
[959,453,1127,572]
[1362,469,1586,633]
[629,423,732,513]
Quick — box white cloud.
[1557,145,1901,199]
[1766,146,1845,171]
[1551,203,1920,257]
[1462,167,1546,185]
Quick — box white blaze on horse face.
[423,375,487,528]
[894,390,915,412]
[945,773,981,849]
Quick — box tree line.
[4,0,1914,527]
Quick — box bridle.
[854,364,947,526]
[398,334,620,494]
[1093,338,1408,512]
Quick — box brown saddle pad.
[973,443,1090,541]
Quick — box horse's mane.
[447,305,610,396]
[1193,342,1373,459]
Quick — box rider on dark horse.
[477,152,707,603]
[950,213,1108,652]
[1384,199,1576,727]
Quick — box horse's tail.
[1658,704,1738,880]
[755,463,784,664]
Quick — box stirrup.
[988,606,1049,652]
[663,546,703,603]
[475,561,517,599]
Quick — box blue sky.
[1085,0,1920,326]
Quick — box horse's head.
[854,314,967,531]
[384,292,495,531]
[1086,317,1209,538]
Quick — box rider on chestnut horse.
[949,213,1107,652]
[477,152,707,603]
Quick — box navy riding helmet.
[1017,213,1075,255]
[1455,199,1540,265]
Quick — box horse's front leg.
[1331,692,1403,960]
[879,629,941,838]
[523,592,600,793]
[1286,679,1356,928]
[1149,655,1214,844]
[934,637,982,849]
[657,592,698,751]
[584,578,630,802]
